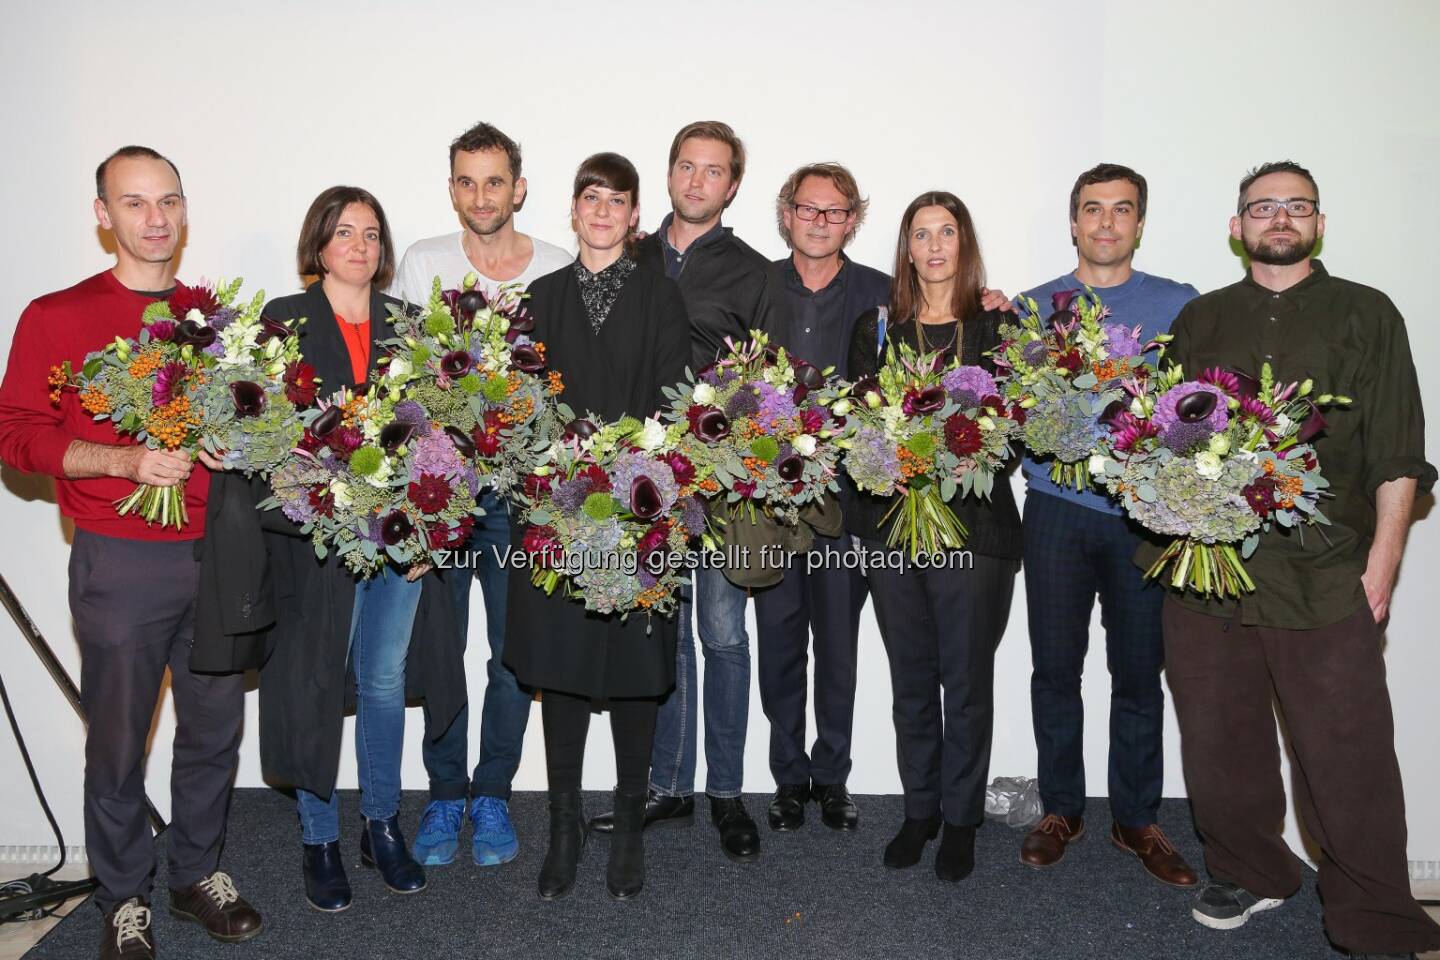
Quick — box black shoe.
[883,815,941,869]
[768,784,808,832]
[606,789,647,901]
[588,788,694,835]
[935,824,976,883]
[359,816,427,894]
[1190,879,1286,930]
[812,782,859,831]
[539,790,586,900]
[301,841,352,912]
[98,898,154,960]
[708,795,760,863]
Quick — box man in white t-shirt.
[390,121,571,871]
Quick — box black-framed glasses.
[1243,198,1318,219]
[792,203,852,224]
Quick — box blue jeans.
[650,566,750,798]
[422,492,531,801]
[297,570,423,844]
[1023,491,1166,828]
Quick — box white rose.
[692,382,717,405]
[1207,433,1231,456]
[1194,451,1224,480]
[636,417,667,452]
[792,434,817,457]
[386,357,413,381]
[186,308,208,326]
[1089,453,1108,476]
[831,398,852,417]
[1274,413,1292,434]
[331,480,353,508]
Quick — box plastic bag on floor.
[984,775,1042,828]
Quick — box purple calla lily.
[229,381,266,418]
[440,350,474,377]
[630,475,663,521]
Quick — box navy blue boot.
[359,816,427,894]
[302,841,352,912]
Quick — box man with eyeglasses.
[1157,161,1439,959]
[751,163,888,835]
[1016,163,1200,889]
[587,120,774,864]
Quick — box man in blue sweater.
[1017,163,1200,887]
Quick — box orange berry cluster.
[635,584,672,609]
[546,371,565,396]
[897,446,928,480]
[79,385,112,415]
[146,395,201,449]
[499,394,535,426]
[1274,473,1304,508]
[127,348,166,379]
[1092,359,1128,385]
[741,456,768,480]
[46,365,72,407]
[697,477,721,494]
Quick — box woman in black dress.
[845,191,1022,883]
[504,153,690,900]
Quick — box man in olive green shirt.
[1160,161,1440,959]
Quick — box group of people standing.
[0,118,1436,960]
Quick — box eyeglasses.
[792,203,852,224]
[1242,198,1318,219]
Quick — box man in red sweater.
[0,147,262,960]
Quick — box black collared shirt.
[775,255,852,371]
[1160,260,1436,628]
[656,213,726,282]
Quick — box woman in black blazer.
[258,186,433,911]
[845,191,1022,884]
[503,153,690,901]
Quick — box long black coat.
[256,283,464,798]
[502,260,691,700]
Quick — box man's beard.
[1244,228,1314,266]
[463,209,511,237]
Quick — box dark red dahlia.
[636,520,670,558]
[472,410,505,458]
[428,514,475,550]
[665,452,696,487]
[307,485,335,518]
[522,524,562,566]
[284,361,319,407]
[1055,349,1084,374]
[168,283,220,320]
[523,473,553,500]
[408,473,453,513]
[579,463,611,493]
[734,479,758,499]
[799,408,825,433]
[1243,477,1277,517]
[944,414,983,457]
[328,425,365,461]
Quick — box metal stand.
[0,573,167,920]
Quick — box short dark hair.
[667,120,745,183]
[95,145,183,201]
[573,152,640,254]
[1237,160,1319,214]
[449,122,522,180]
[1069,162,1147,222]
[296,186,396,290]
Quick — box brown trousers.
[1164,599,1440,955]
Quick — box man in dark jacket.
[589,121,772,862]
[754,162,887,834]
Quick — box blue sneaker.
[471,796,519,866]
[412,799,465,866]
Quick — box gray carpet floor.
[27,789,1343,959]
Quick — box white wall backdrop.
[2,0,1436,875]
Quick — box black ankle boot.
[607,790,646,900]
[883,814,941,869]
[359,816,426,893]
[539,791,586,900]
[935,823,976,882]
[302,840,352,912]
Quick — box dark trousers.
[865,541,1017,825]
[68,530,245,911]
[754,532,867,786]
[1023,492,1166,827]
[424,493,532,801]
[540,690,658,795]
[1164,599,1440,955]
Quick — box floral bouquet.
[517,415,712,618]
[841,341,1022,557]
[50,279,313,528]
[264,385,487,577]
[991,288,1159,490]
[1090,364,1349,597]
[376,272,569,498]
[662,331,847,517]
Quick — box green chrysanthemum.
[350,445,384,477]
[424,310,455,337]
[750,436,780,462]
[481,374,510,404]
[458,373,484,395]
[410,345,432,365]
[582,492,617,522]
[904,431,937,459]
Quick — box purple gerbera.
[941,365,997,407]
[151,361,189,407]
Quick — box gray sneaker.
[1191,879,1286,930]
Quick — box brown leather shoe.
[1111,822,1199,887]
[168,871,263,943]
[98,898,154,960]
[1020,813,1084,867]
